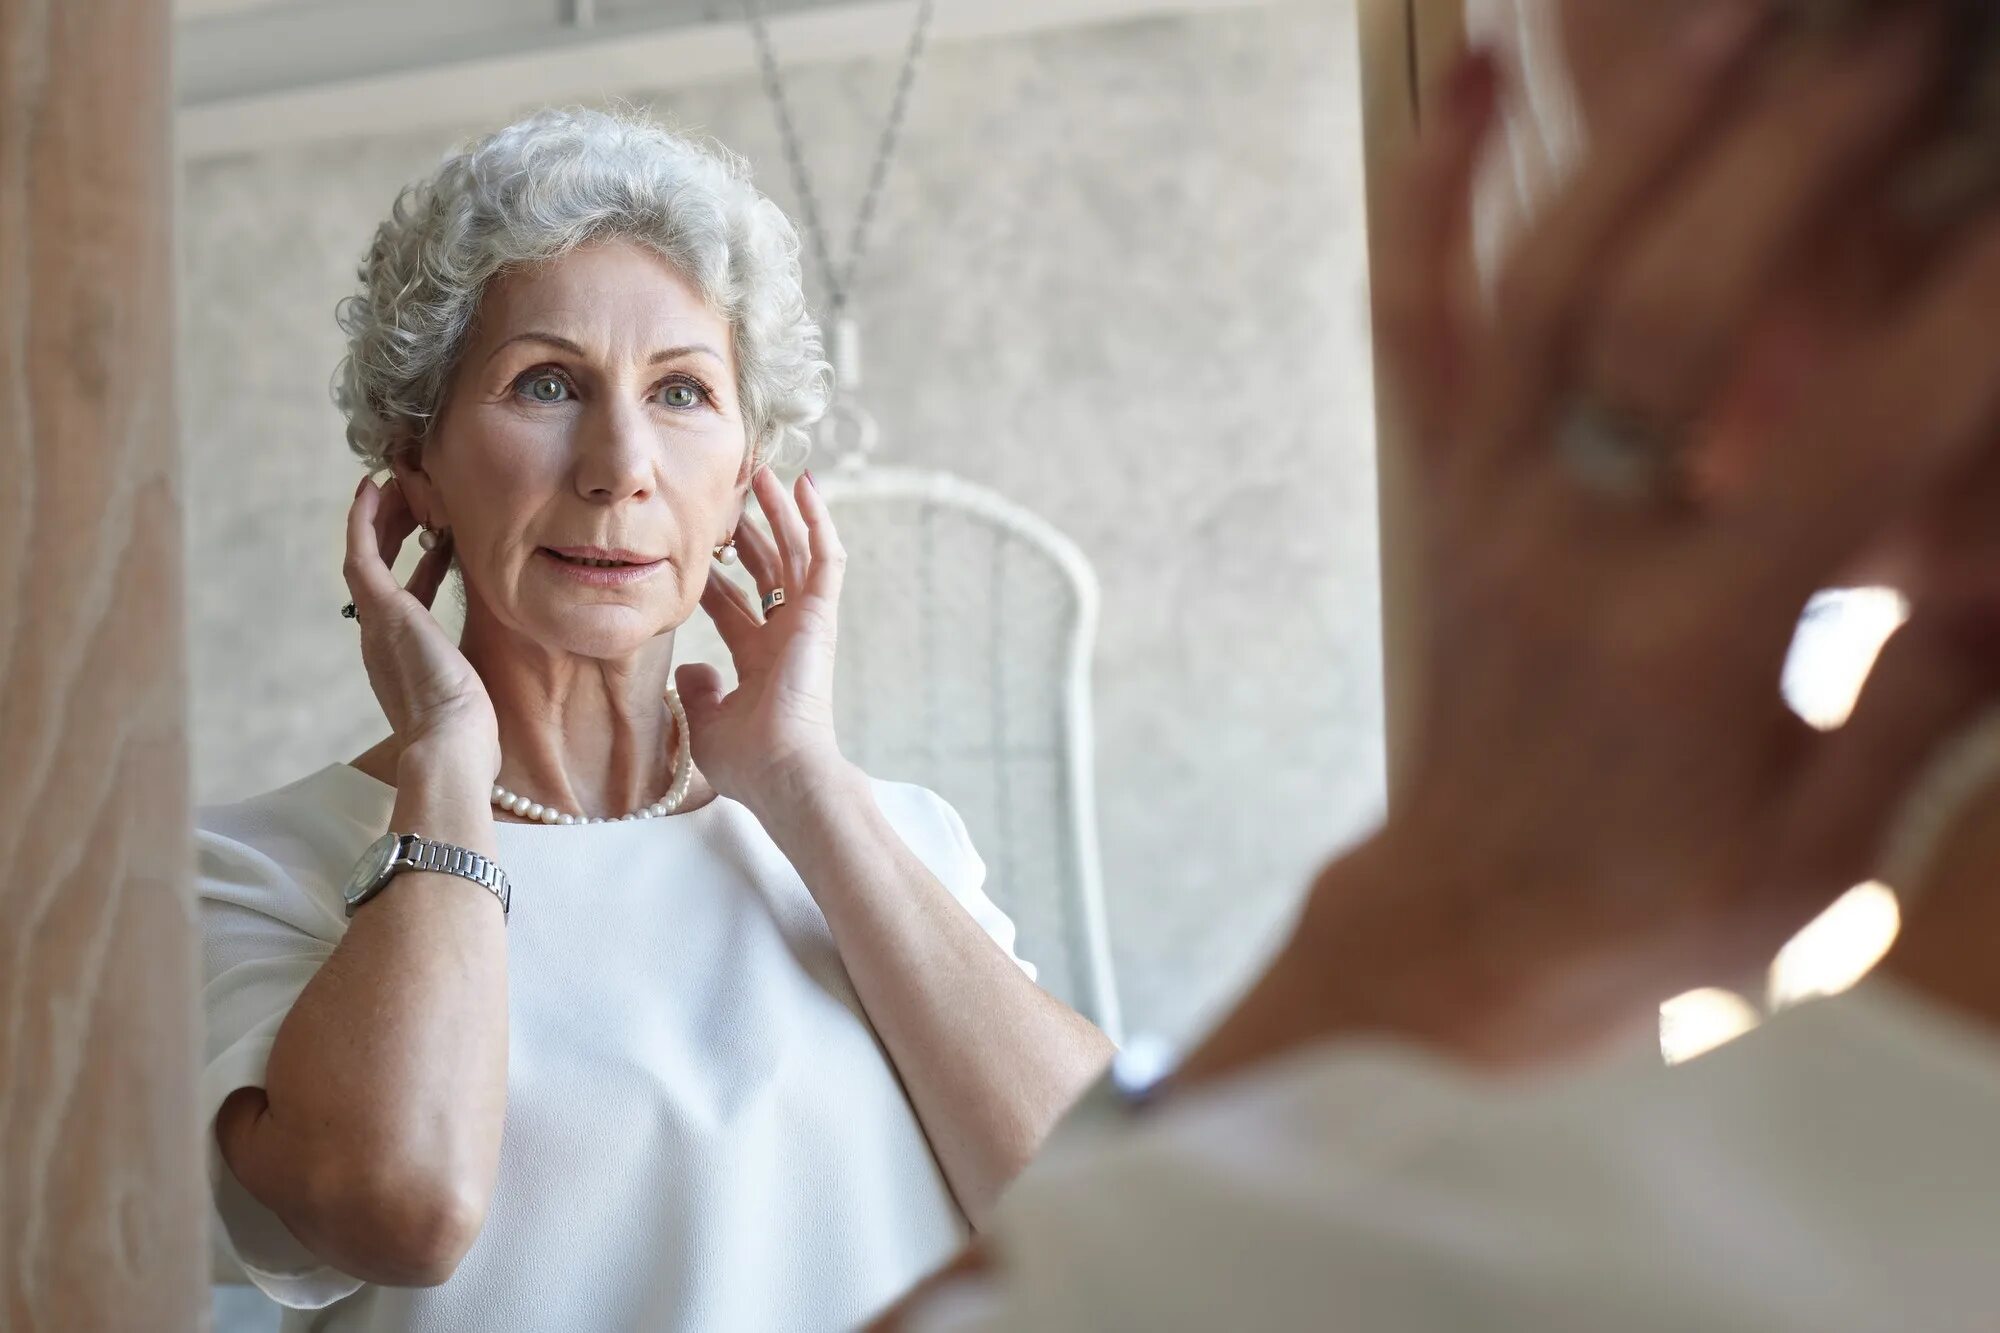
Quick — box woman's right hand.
[1282,2,2000,1066]
[342,475,500,780]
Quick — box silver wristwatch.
[343,832,511,920]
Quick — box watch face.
[344,833,401,907]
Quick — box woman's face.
[396,239,750,661]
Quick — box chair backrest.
[816,466,1123,1042]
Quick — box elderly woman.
[196,107,1113,1332]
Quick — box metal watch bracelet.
[347,832,512,920]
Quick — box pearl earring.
[418,524,442,552]
[713,538,738,565]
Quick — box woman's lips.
[537,547,669,587]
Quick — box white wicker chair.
[814,463,1124,1042]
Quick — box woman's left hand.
[677,467,852,810]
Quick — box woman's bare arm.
[215,750,509,1286]
[682,467,1113,1228]
[747,764,1113,1227]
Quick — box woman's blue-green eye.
[525,374,568,403]
[662,382,700,409]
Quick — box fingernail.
[1682,0,1765,71]
[804,469,818,491]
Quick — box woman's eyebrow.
[486,330,588,364]
[483,332,726,367]
[648,343,726,367]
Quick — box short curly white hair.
[333,106,829,470]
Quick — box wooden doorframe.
[1358,0,1466,794]
[1,2,204,1327]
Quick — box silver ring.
[341,602,359,622]
[761,587,787,616]
[1555,393,1683,505]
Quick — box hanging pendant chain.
[741,0,937,319]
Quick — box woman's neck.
[1880,885,2000,1045]
[467,616,683,821]
[350,595,705,821]
[1875,786,2000,1044]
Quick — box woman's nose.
[573,397,656,504]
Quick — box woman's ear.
[388,446,448,531]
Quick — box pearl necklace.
[490,688,695,826]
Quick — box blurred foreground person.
[879,3,2000,1328]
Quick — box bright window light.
[1769,881,1902,1012]
[1782,587,1909,730]
[1660,988,1761,1065]
[1660,588,1910,1061]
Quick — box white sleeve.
[879,783,1038,983]
[197,825,366,1310]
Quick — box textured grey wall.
[179,0,1382,1047]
